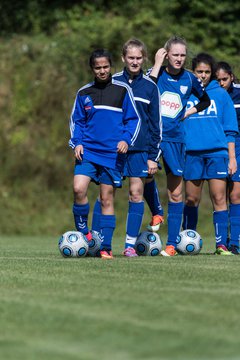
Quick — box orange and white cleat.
[147,215,164,232]
[161,245,177,257]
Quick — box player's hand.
[155,48,167,64]
[117,141,128,153]
[150,48,167,78]
[74,145,84,161]
[147,160,158,175]
[228,157,237,175]
[180,107,197,121]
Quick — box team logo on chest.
[180,85,188,95]
[161,91,183,118]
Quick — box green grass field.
[1,235,240,360]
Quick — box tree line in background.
[1,0,239,61]
[0,0,239,235]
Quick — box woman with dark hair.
[91,39,162,257]
[183,53,238,255]
[69,49,140,259]
[216,61,240,254]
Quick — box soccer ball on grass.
[87,230,103,257]
[135,231,162,256]
[59,231,89,258]
[176,229,203,255]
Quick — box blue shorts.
[123,151,149,177]
[229,139,240,182]
[161,141,185,176]
[74,158,123,188]
[184,151,228,180]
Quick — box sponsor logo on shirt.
[84,96,92,111]
[161,91,183,118]
[84,96,91,104]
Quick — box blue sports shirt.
[184,80,238,152]
[113,68,162,162]
[69,76,140,169]
[150,66,206,143]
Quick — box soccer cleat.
[161,245,177,257]
[228,245,240,255]
[147,215,164,232]
[85,232,92,241]
[215,245,234,256]
[100,250,114,259]
[123,247,138,257]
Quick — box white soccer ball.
[59,231,89,258]
[87,230,103,257]
[135,231,162,256]
[176,229,203,255]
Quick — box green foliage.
[0,1,239,234]
[171,0,240,60]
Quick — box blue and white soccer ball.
[176,229,203,255]
[135,231,162,256]
[87,230,103,257]
[58,231,89,258]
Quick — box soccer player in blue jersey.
[146,36,210,256]
[69,49,140,259]
[216,62,240,254]
[183,53,238,255]
[91,39,162,257]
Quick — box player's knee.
[100,198,113,210]
[212,195,226,208]
[169,191,182,203]
[129,190,143,203]
[129,195,143,203]
[73,184,86,202]
[211,188,226,205]
[100,194,114,210]
[229,192,240,204]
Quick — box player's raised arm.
[150,48,167,80]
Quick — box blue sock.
[100,214,116,251]
[92,199,101,232]
[125,201,144,248]
[182,205,198,230]
[167,202,183,247]
[72,203,90,235]
[213,210,228,247]
[144,179,163,216]
[229,204,240,248]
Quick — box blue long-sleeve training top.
[184,80,238,152]
[69,76,141,169]
[113,68,162,162]
[228,83,240,136]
